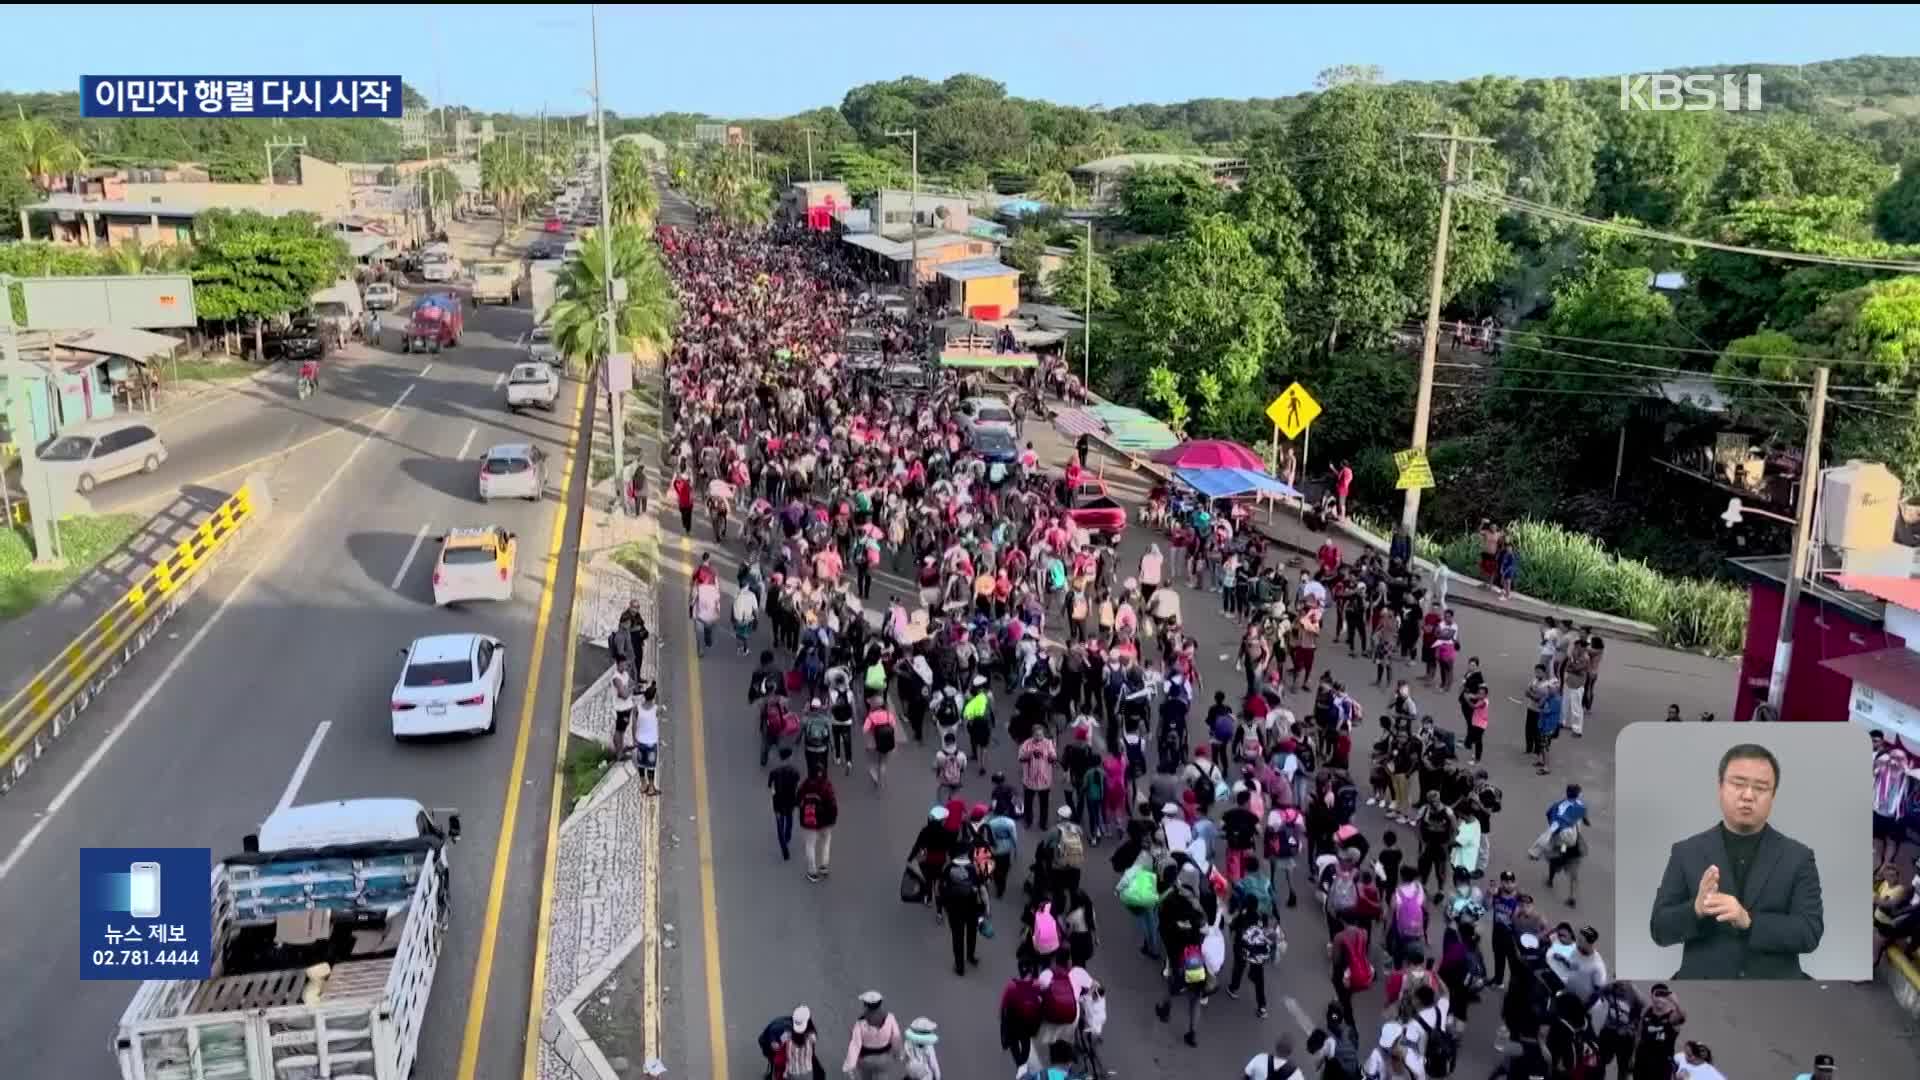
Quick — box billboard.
[14,275,197,331]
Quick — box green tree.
[189,210,348,358]
[544,224,678,378]
[4,107,85,190]
[1591,108,1721,229]
[1788,277,1920,493]
[1711,118,1893,210]
[1054,233,1118,313]
[0,143,32,240]
[0,240,106,277]
[1875,159,1920,243]
[1690,196,1909,342]
[1029,169,1079,208]
[921,97,1031,171]
[420,164,463,222]
[1459,77,1601,242]
[608,140,659,227]
[1117,165,1222,235]
[206,154,263,183]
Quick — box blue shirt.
[1548,797,1587,830]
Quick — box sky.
[4,4,1917,118]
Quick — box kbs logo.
[1619,73,1764,112]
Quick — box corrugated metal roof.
[935,259,1020,282]
[26,195,207,218]
[1822,647,1920,709]
[843,233,904,258]
[57,327,182,361]
[1835,575,1920,612]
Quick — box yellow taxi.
[432,526,518,606]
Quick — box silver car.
[36,418,168,494]
[477,443,547,502]
[527,326,560,365]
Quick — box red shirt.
[1335,466,1353,498]
[693,563,716,587]
[673,477,694,509]
[1317,542,1341,575]
[1422,611,1442,645]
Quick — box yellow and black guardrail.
[0,481,264,793]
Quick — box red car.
[543,218,563,234]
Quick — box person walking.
[673,471,695,534]
[768,747,802,862]
[690,577,722,658]
[1019,724,1059,825]
[797,766,839,882]
[1226,875,1279,1019]
[632,681,661,796]
[842,992,903,1080]
[1153,863,1211,1048]
[933,732,968,803]
[939,851,987,976]
[865,696,899,788]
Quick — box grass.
[0,514,143,621]
[165,358,259,384]
[609,533,660,585]
[1345,512,1747,655]
[563,738,616,814]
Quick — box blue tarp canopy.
[1174,467,1301,501]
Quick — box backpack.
[1265,810,1299,859]
[1117,864,1160,910]
[1047,561,1067,592]
[1339,932,1373,990]
[1080,765,1105,805]
[1006,979,1045,1039]
[1414,1012,1456,1077]
[1180,943,1208,985]
[943,859,977,901]
[802,714,831,752]
[1210,711,1236,744]
[1234,874,1275,920]
[1327,864,1360,914]
[1055,824,1086,869]
[1032,903,1062,954]
[799,789,825,829]
[1295,740,1316,774]
[1041,973,1079,1024]
[1394,886,1426,939]
[937,751,965,786]
[865,663,888,691]
[872,721,896,755]
[1334,782,1359,820]
[1239,922,1275,965]
[763,701,790,738]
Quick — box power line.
[1427,337,1884,393]
[1459,185,1920,274]
[1433,381,1678,401]
[1469,321,1903,371]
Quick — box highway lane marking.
[458,377,584,1080]
[1283,995,1314,1037]
[681,532,731,1078]
[392,522,433,591]
[520,383,591,1080]
[0,382,417,885]
[457,425,478,460]
[421,363,436,377]
[276,722,333,813]
[493,370,507,391]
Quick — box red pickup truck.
[1059,475,1127,539]
[401,293,464,354]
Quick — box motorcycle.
[297,360,319,400]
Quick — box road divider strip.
[0,479,276,796]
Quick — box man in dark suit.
[1649,743,1824,979]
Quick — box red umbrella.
[1150,439,1266,471]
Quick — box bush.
[564,738,615,814]
[609,534,659,585]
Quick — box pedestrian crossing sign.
[1267,382,1321,441]
[1393,449,1435,490]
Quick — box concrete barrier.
[0,474,275,795]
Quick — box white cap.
[1161,802,1181,817]
[858,990,883,1007]
[791,1005,811,1030]
[1057,805,1074,820]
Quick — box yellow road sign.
[1394,448,1435,490]
[1266,382,1321,441]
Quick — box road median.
[0,474,275,795]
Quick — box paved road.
[0,271,586,1080]
[653,386,1918,1073]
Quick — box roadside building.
[1068,152,1248,207]
[871,189,971,240]
[934,258,1020,320]
[783,180,851,231]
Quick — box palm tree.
[99,241,189,276]
[545,224,677,378]
[607,141,659,227]
[1031,170,1080,207]
[8,107,86,191]
[420,165,462,225]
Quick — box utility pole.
[1401,126,1492,538]
[264,136,306,190]
[802,127,817,181]
[1,275,63,566]
[886,128,918,316]
[1767,366,1830,717]
[590,4,622,491]
[1082,219,1093,389]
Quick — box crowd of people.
[649,218,1826,1080]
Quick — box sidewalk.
[1013,383,1668,647]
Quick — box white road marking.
[493,370,507,391]
[276,722,333,812]
[1283,995,1314,1035]
[421,363,436,377]
[392,521,433,591]
[457,424,478,460]
[0,381,416,885]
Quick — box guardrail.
[0,475,274,794]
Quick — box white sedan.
[390,633,506,739]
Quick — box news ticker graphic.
[79,847,213,980]
[81,76,402,119]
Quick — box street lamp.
[1719,497,1797,529]
[884,128,918,317]
[588,4,622,490]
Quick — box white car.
[363,282,398,310]
[526,326,560,365]
[478,443,547,501]
[390,633,506,739]
[421,256,456,283]
[432,526,518,606]
[960,395,1017,433]
[506,362,560,411]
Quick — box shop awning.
[1822,647,1920,744]
[57,327,182,362]
[1174,467,1301,501]
[940,350,1036,369]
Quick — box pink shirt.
[1019,736,1056,791]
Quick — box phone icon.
[128,862,162,919]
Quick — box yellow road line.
[683,532,730,1077]
[457,377,586,1080]
[519,381,590,1079]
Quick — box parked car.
[363,281,398,310]
[420,255,456,283]
[389,632,505,739]
[960,395,1017,433]
[506,363,560,411]
[477,443,547,502]
[36,418,168,494]
[262,323,325,361]
[431,527,517,606]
